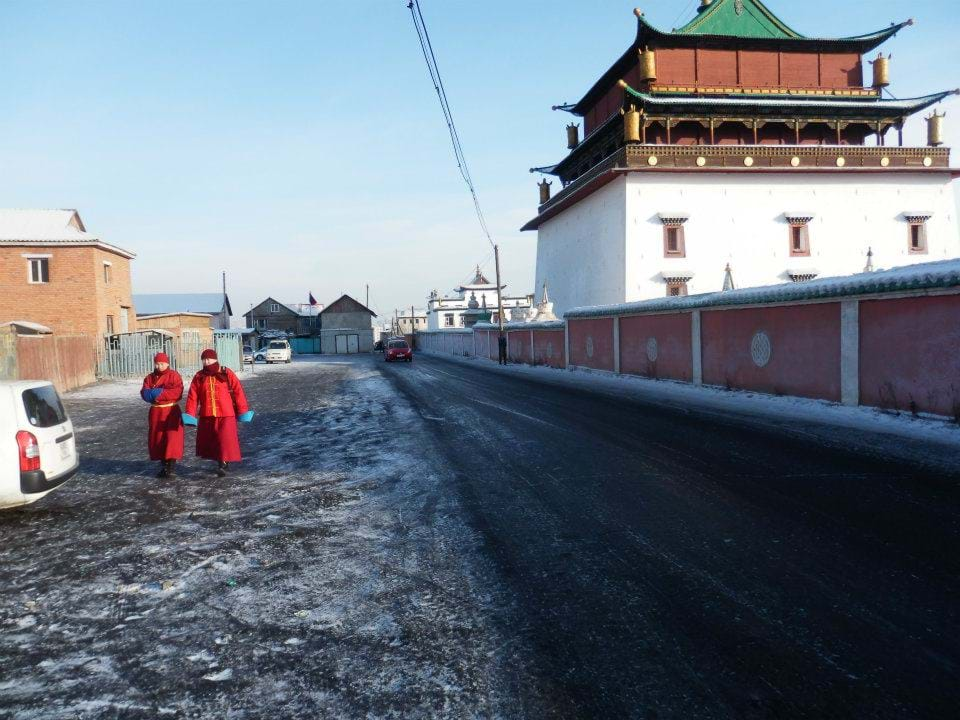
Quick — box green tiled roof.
[675,0,803,39]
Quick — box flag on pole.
[309,292,318,306]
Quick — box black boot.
[156,461,168,479]
[216,461,228,477]
[166,460,177,478]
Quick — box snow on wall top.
[564,259,960,319]
[473,320,566,331]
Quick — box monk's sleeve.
[140,375,154,403]
[157,371,184,404]
[185,375,200,416]
[228,371,249,415]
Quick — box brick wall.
[0,245,134,338]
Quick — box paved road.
[385,353,960,720]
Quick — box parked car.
[242,345,254,364]
[0,380,79,509]
[385,339,413,363]
[264,340,292,364]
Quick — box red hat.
[154,352,170,364]
[201,349,218,361]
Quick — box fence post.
[691,310,702,386]
[564,319,571,369]
[840,300,859,406]
[613,316,621,374]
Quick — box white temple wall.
[535,171,959,316]
[534,176,628,316]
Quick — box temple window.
[658,212,689,258]
[666,282,688,297]
[784,213,814,257]
[904,213,932,253]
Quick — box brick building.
[0,209,136,336]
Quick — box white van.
[0,380,79,509]
[264,340,292,364]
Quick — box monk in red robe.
[140,352,184,478]
[183,348,254,477]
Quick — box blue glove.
[141,387,162,403]
[237,411,255,423]
[182,413,198,426]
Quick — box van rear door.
[20,384,76,479]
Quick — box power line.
[407,0,494,250]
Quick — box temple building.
[426,266,533,330]
[523,0,959,315]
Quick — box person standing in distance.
[140,352,184,478]
[182,348,254,477]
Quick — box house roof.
[136,312,214,320]
[674,0,803,39]
[0,320,53,334]
[134,293,231,316]
[0,209,135,259]
[319,294,378,317]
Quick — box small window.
[908,222,927,253]
[270,303,280,313]
[789,224,810,256]
[103,262,112,284]
[28,257,49,284]
[106,315,115,334]
[666,281,688,297]
[443,313,454,327]
[663,225,685,257]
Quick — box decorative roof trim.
[784,211,816,223]
[657,212,689,224]
[661,270,695,282]
[903,211,934,222]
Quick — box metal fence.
[96,332,244,380]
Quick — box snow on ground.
[0,356,545,719]
[422,352,960,471]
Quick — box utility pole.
[494,244,506,335]
[366,284,370,309]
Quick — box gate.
[290,336,321,354]
[97,332,244,380]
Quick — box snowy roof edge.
[472,320,565,330]
[564,259,960,318]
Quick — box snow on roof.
[0,320,53,334]
[0,209,135,258]
[473,319,565,331]
[133,293,227,316]
[136,312,213,320]
[565,259,960,318]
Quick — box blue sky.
[0,0,956,324]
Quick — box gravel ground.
[0,356,546,719]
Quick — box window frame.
[908,222,928,254]
[103,261,112,284]
[270,303,280,313]
[105,315,115,335]
[662,224,686,258]
[443,313,455,327]
[26,256,50,284]
[666,281,688,297]
[789,223,811,257]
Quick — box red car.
[385,339,413,363]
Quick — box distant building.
[243,297,319,336]
[395,308,428,335]
[133,293,232,330]
[426,266,533,330]
[0,209,136,336]
[136,312,214,345]
[318,294,377,353]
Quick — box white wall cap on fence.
[564,258,960,319]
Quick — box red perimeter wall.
[507,330,533,364]
[859,294,960,417]
[532,330,566,368]
[701,303,842,401]
[619,313,693,381]
[568,318,615,371]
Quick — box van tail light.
[16,431,41,472]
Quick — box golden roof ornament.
[538,179,552,204]
[869,53,890,88]
[566,123,579,149]
[926,110,945,147]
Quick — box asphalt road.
[384,353,960,720]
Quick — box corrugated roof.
[0,208,135,258]
[133,293,228,316]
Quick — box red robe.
[141,369,184,461]
[185,366,249,462]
